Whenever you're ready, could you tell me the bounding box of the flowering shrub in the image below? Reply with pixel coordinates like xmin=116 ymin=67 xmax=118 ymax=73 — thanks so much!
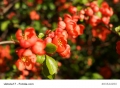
xmin=0 ymin=0 xmax=120 ymax=79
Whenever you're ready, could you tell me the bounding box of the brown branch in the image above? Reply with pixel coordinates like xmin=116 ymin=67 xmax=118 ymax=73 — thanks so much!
xmin=0 ymin=41 xmax=16 ymax=45
xmin=0 ymin=0 xmax=19 ymax=15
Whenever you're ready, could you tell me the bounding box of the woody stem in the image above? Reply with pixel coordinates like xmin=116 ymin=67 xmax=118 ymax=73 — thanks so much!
xmin=0 ymin=41 xmax=16 ymax=45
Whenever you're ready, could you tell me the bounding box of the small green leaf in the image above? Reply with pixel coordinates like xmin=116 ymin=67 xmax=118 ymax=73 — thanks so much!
xmin=80 ymin=76 xmax=89 ymax=79
xmin=92 ymin=73 xmax=103 ymax=79
xmin=46 ymin=55 xmax=58 ymax=75
xmin=36 ymin=55 xmax=45 ymax=64
xmin=45 ymin=43 xmax=57 ymax=54
xmin=98 ymin=0 xmax=103 ymax=6
xmin=1 ymin=21 xmax=10 ymax=31
xmin=42 ymin=4 xmax=47 ymax=10
xmin=14 ymin=2 xmax=20 ymax=9
xmin=49 ymin=3 xmax=55 ymax=10
xmin=36 ymin=4 xmax=42 ymax=10
xmin=96 ymin=11 xmax=102 ymax=18
xmin=32 ymin=21 xmax=41 ymax=31
xmin=115 ymin=26 xmax=120 ymax=32
xmin=38 ymin=33 xmax=44 ymax=39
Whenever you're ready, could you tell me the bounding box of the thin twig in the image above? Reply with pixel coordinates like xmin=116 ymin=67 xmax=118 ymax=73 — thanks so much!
xmin=1 ymin=0 xmax=19 ymax=15
xmin=0 ymin=41 xmax=16 ymax=45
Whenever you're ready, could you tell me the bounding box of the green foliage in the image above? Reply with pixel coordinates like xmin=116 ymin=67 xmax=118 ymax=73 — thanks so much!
xmin=36 ymin=55 xmax=46 ymax=64
xmin=1 ymin=21 xmax=10 ymax=31
xmin=115 ymin=26 xmax=120 ymax=35
xmin=38 ymin=33 xmax=45 ymax=39
xmin=46 ymin=55 xmax=58 ymax=75
xmin=42 ymin=55 xmax=58 ymax=79
xmin=45 ymin=43 xmax=57 ymax=54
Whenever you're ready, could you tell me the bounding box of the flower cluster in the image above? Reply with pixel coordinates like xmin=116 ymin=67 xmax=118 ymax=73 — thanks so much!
xmin=68 ymin=1 xmax=113 ymax=41
xmin=15 ymin=27 xmax=46 ymax=71
xmin=15 ymin=1 xmax=114 ymax=71
xmin=15 ymin=17 xmax=85 ymax=71
xmin=30 ymin=10 xmax=40 ymax=20
xmin=0 ymin=45 xmax=12 ymax=72
xmin=44 ymin=14 xmax=85 ymax=58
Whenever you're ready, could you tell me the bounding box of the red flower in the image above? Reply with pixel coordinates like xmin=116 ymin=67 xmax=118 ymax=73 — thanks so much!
xmin=57 ymin=17 xmax=66 ymax=30
xmin=100 ymin=2 xmax=113 ymax=17
xmin=68 ymin=6 xmax=77 ymax=14
xmin=31 ymin=39 xmax=46 ymax=55
xmin=7 ymin=12 xmax=16 ymax=19
xmin=99 ymin=66 xmax=112 ymax=79
xmin=15 ymin=49 xmax=36 ymax=71
xmin=64 ymin=14 xmax=84 ymax=38
xmin=90 ymin=1 xmax=99 ymax=13
xmin=52 ymin=34 xmax=67 ymax=53
xmin=85 ymin=8 xmax=94 ymax=16
xmin=16 ymin=27 xmax=37 ymax=48
xmin=0 ymin=45 xmax=12 ymax=59
xmin=88 ymin=15 xmax=101 ymax=27
xmin=59 ymin=44 xmax=71 ymax=58
xmin=44 ymin=37 xmax=52 ymax=44
xmin=30 ymin=10 xmax=40 ymax=20
xmin=92 ymin=26 xmax=110 ymax=41
xmin=37 ymin=0 xmax=43 ymax=4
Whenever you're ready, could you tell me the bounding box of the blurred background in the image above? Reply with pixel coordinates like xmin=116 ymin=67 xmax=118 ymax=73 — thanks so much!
xmin=0 ymin=0 xmax=120 ymax=79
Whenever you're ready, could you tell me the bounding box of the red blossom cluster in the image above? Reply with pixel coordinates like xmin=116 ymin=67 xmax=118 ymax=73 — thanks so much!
xmin=0 ymin=45 xmax=12 ymax=72
xmin=15 ymin=1 xmax=114 ymax=72
xmin=15 ymin=13 xmax=85 ymax=70
xmin=44 ymin=13 xmax=85 ymax=58
xmin=113 ymin=0 xmax=120 ymax=3
xmin=15 ymin=27 xmax=46 ymax=71
xmin=30 ymin=10 xmax=40 ymax=20
xmin=68 ymin=1 xmax=113 ymax=41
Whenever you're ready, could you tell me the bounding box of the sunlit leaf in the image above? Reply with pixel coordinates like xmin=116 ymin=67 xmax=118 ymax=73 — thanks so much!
xmin=1 ymin=21 xmax=10 ymax=31
xmin=46 ymin=55 xmax=58 ymax=75
xmin=36 ymin=55 xmax=45 ymax=64
xmin=45 ymin=43 xmax=57 ymax=54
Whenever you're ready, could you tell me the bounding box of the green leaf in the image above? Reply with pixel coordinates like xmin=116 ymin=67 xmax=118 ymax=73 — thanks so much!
xmin=46 ymin=55 xmax=58 ymax=75
xmin=42 ymin=61 xmax=55 ymax=79
xmin=45 ymin=43 xmax=57 ymax=54
xmin=80 ymin=76 xmax=89 ymax=79
xmin=42 ymin=4 xmax=47 ymax=10
xmin=92 ymin=73 xmax=103 ymax=79
xmin=36 ymin=55 xmax=45 ymax=64
xmin=32 ymin=20 xmax=41 ymax=31
xmin=14 ymin=2 xmax=20 ymax=9
xmin=49 ymin=3 xmax=55 ymax=10
xmin=98 ymin=0 xmax=103 ymax=6
xmin=47 ymin=74 xmax=55 ymax=79
xmin=115 ymin=26 xmax=120 ymax=32
xmin=36 ymin=4 xmax=42 ymax=10
xmin=38 ymin=33 xmax=44 ymax=39
xmin=1 ymin=21 xmax=10 ymax=31
xmin=96 ymin=11 xmax=102 ymax=18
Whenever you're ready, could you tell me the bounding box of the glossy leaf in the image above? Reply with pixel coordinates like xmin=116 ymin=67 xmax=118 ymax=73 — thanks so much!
xmin=45 ymin=43 xmax=57 ymax=54
xmin=1 ymin=21 xmax=10 ymax=31
xmin=92 ymin=73 xmax=103 ymax=79
xmin=46 ymin=55 xmax=58 ymax=75
xmin=36 ymin=55 xmax=45 ymax=64
xmin=38 ymin=33 xmax=44 ymax=39
xmin=42 ymin=61 xmax=55 ymax=79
